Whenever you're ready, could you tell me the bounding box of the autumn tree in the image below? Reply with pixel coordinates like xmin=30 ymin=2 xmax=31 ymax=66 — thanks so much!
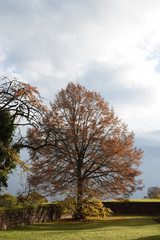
xmin=28 ymin=82 xmax=143 ymax=220
xmin=147 ymin=186 xmax=160 ymax=199
xmin=0 ymin=77 xmax=45 ymax=129
xmin=0 ymin=77 xmax=46 ymax=189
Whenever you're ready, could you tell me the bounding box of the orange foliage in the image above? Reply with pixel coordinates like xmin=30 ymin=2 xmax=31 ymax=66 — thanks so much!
xmin=0 ymin=77 xmax=46 ymax=129
xmin=27 ymin=82 xmax=143 ymax=218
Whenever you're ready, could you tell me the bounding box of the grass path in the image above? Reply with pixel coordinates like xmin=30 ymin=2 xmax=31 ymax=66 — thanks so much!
xmin=0 ymin=216 xmax=160 ymax=240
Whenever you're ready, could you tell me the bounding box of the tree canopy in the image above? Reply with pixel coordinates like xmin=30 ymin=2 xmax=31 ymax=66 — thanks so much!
xmin=0 ymin=77 xmax=46 ymax=189
xmin=146 ymin=186 xmax=160 ymax=199
xmin=0 ymin=111 xmax=18 ymax=190
xmin=27 ymin=82 xmax=143 ymax=220
xmin=0 ymin=77 xmax=45 ymax=129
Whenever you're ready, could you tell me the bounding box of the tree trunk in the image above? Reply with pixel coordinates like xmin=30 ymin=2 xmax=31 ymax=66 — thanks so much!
xmin=74 ymin=179 xmax=85 ymax=220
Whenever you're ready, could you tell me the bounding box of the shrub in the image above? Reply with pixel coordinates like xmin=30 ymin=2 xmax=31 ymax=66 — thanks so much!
xmin=27 ymin=192 xmax=48 ymax=205
xmin=0 ymin=193 xmax=17 ymax=207
xmin=121 ymin=199 xmax=130 ymax=202
xmin=156 ymin=194 xmax=160 ymax=199
xmin=62 ymin=196 xmax=113 ymax=219
xmin=83 ymin=198 xmax=113 ymax=218
xmin=17 ymin=192 xmax=48 ymax=206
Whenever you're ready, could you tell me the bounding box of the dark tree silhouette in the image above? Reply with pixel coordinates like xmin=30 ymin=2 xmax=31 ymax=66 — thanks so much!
xmin=0 ymin=77 xmax=46 ymax=189
xmin=0 ymin=111 xmax=18 ymax=190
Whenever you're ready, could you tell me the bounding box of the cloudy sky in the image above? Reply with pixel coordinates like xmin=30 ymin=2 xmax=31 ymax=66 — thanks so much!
xmin=1 ymin=0 xmax=160 ymax=198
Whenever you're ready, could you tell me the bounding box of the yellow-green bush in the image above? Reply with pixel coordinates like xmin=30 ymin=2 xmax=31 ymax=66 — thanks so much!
xmin=0 ymin=193 xmax=17 ymax=207
xmin=62 ymin=196 xmax=113 ymax=219
xmin=156 ymin=194 xmax=160 ymax=199
xmin=17 ymin=192 xmax=48 ymax=206
xmin=83 ymin=198 xmax=113 ymax=218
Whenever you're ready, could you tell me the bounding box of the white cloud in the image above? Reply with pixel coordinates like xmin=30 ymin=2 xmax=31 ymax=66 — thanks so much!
xmin=1 ymin=0 xmax=160 ymax=198
xmin=1 ymin=0 xmax=160 ymax=132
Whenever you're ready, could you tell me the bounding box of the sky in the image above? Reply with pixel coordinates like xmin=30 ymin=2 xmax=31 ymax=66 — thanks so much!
xmin=1 ymin=0 xmax=160 ymax=199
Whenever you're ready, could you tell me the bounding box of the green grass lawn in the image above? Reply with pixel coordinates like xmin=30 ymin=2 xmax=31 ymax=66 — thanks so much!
xmin=0 ymin=216 xmax=160 ymax=240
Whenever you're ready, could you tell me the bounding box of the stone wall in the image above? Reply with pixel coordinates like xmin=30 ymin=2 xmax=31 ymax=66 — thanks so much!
xmin=103 ymin=201 xmax=160 ymax=215
xmin=0 ymin=204 xmax=57 ymax=230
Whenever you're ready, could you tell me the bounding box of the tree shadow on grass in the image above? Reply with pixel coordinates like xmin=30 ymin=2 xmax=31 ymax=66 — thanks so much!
xmin=135 ymin=235 xmax=160 ymax=240
xmin=8 ymin=216 xmax=160 ymax=232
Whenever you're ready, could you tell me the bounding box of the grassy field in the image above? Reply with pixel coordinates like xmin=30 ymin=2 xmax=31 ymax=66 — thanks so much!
xmin=0 ymin=216 xmax=160 ymax=240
